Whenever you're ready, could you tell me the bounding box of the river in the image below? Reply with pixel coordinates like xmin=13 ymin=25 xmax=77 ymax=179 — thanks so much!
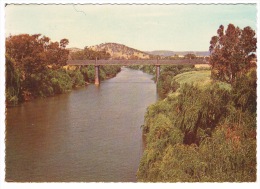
xmin=5 ymin=67 xmax=157 ymax=182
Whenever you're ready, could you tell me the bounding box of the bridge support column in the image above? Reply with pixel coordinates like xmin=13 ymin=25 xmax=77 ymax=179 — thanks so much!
xmin=94 ymin=65 xmax=100 ymax=85
xmin=155 ymin=65 xmax=160 ymax=83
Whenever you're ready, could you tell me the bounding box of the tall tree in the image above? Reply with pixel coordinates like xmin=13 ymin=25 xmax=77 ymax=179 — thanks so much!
xmin=6 ymin=34 xmax=69 ymax=74
xmin=6 ymin=34 xmax=69 ymax=100
xmin=209 ymin=24 xmax=256 ymax=83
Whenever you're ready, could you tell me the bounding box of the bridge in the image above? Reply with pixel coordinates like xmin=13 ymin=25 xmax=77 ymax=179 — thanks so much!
xmin=67 ymin=58 xmax=206 ymax=85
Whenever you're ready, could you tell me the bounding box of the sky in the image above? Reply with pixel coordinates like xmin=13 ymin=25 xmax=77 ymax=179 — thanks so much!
xmin=5 ymin=4 xmax=257 ymax=51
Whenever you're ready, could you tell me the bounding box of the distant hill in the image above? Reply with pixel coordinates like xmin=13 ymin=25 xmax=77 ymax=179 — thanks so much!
xmin=67 ymin=47 xmax=82 ymax=53
xmin=89 ymin=43 xmax=152 ymax=59
xmin=67 ymin=47 xmax=83 ymax=60
xmin=68 ymin=44 xmax=210 ymax=60
xmin=146 ymin=50 xmax=210 ymax=57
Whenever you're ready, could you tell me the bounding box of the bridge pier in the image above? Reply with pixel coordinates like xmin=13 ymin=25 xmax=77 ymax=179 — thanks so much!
xmin=94 ymin=65 xmax=100 ymax=85
xmin=155 ymin=64 xmax=160 ymax=83
xmin=94 ymin=57 xmax=100 ymax=85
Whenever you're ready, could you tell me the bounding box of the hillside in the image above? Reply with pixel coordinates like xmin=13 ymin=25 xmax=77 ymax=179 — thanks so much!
xmin=147 ymin=50 xmax=210 ymax=57
xmin=89 ymin=43 xmax=152 ymax=59
xmin=68 ymin=43 xmax=210 ymax=60
xmin=67 ymin=47 xmax=82 ymax=53
xmin=67 ymin=47 xmax=83 ymax=60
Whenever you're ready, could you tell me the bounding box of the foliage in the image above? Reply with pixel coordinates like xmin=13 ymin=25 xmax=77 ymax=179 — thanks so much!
xmin=6 ymin=34 xmax=70 ymax=102
xmin=174 ymin=84 xmax=230 ymax=144
xmin=127 ymin=65 xmax=155 ymax=75
xmin=209 ymin=24 xmax=257 ymax=83
xmin=231 ymin=68 xmax=256 ymax=113
xmin=67 ymin=69 xmax=85 ymax=88
xmin=6 ymin=55 xmax=21 ymax=105
xmin=6 ymin=34 xmax=69 ymax=73
xmin=138 ymin=122 xmax=256 ymax=182
xmin=138 ymin=24 xmax=257 ymax=181
xmin=100 ymin=65 xmax=121 ymax=79
xmin=157 ymin=65 xmax=203 ymax=98
xmin=5 ymin=34 xmax=121 ymax=105
xmin=137 ymin=65 xmax=256 ymax=182
xmin=157 ymin=73 xmax=180 ymax=99
xmin=23 ymin=69 xmax=85 ymax=98
xmin=184 ymin=53 xmax=197 ymax=59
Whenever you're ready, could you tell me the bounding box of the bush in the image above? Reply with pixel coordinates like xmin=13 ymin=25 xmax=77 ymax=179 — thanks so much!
xmin=231 ymin=68 xmax=256 ymax=113
xmin=157 ymin=74 xmax=180 ymax=98
xmin=50 ymin=70 xmax=73 ymax=94
xmin=101 ymin=65 xmax=121 ymax=79
xmin=6 ymin=55 xmax=21 ymax=105
xmin=137 ymin=71 xmax=256 ymax=182
xmin=27 ymin=69 xmax=73 ymax=97
xmin=67 ymin=69 xmax=85 ymax=87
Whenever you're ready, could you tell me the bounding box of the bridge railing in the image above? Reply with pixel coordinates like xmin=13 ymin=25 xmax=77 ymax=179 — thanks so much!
xmin=67 ymin=59 xmax=207 ymax=66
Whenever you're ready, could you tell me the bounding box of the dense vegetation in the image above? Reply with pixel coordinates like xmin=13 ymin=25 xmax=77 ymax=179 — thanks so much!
xmin=6 ymin=34 xmax=121 ymax=105
xmin=137 ymin=24 xmax=256 ymax=182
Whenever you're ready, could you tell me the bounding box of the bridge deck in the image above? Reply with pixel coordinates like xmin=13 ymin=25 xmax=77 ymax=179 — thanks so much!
xmin=67 ymin=59 xmax=206 ymax=66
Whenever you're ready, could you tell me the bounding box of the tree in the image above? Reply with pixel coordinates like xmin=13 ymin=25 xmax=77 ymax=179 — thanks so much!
xmin=184 ymin=53 xmax=196 ymax=59
xmin=209 ymin=24 xmax=257 ymax=83
xmin=6 ymin=34 xmax=70 ymax=100
xmin=6 ymin=34 xmax=69 ymax=74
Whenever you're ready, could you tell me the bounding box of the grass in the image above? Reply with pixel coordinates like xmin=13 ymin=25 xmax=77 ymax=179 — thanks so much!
xmin=174 ymin=70 xmax=211 ymax=86
xmin=173 ymin=70 xmax=231 ymax=90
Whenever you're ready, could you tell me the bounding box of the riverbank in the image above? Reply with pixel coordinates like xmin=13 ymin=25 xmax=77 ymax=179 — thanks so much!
xmin=6 ymin=64 xmax=121 ymax=106
xmin=6 ymin=34 xmax=123 ymax=106
xmin=137 ymin=67 xmax=256 ymax=182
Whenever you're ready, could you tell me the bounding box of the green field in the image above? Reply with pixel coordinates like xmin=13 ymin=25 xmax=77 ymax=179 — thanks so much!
xmin=173 ymin=70 xmax=230 ymax=90
xmin=174 ymin=70 xmax=211 ymax=86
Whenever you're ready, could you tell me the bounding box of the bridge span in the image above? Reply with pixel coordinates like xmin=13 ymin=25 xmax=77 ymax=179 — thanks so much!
xmin=67 ymin=58 xmax=206 ymax=85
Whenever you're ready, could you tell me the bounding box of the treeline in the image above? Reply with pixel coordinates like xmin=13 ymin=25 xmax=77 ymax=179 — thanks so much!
xmin=127 ymin=65 xmax=156 ymax=75
xmin=6 ymin=34 xmax=120 ymax=105
xmin=162 ymin=53 xmax=209 ymax=61
xmin=137 ymin=24 xmax=256 ymax=182
xmin=69 ymin=46 xmax=111 ymax=60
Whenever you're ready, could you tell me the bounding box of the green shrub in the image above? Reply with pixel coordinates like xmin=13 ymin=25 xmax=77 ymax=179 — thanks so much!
xmin=138 ymin=70 xmax=256 ymax=182
xmin=50 ymin=70 xmax=73 ymax=94
xmin=157 ymin=74 xmax=180 ymax=98
xmin=231 ymin=69 xmax=256 ymax=113
xmin=6 ymin=55 xmax=21 ymax=105
xmin=67 ymin=69 xmax=85 ymax=87
xmin=24 ymin=69 xmax=73 ymax=97
xmin=101 ymin=65 xmax=121 ymax=78
xmin=86 ymin=65 xmax=95 ymax=82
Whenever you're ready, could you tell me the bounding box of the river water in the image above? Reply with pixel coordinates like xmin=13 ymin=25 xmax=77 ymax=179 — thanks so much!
xmin=5 ymin=67 xmax=157 ymax=182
